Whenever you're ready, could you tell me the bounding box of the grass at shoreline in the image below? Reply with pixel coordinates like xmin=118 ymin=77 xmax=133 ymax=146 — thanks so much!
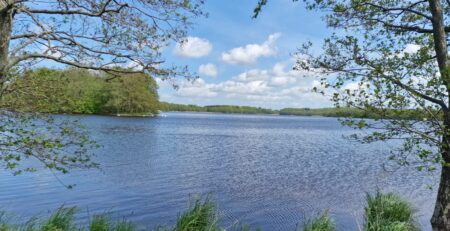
xmin=364 ymin=192 xmax=417 ymax=231
xmin=0 ymin=192 xmax=418 ymax=231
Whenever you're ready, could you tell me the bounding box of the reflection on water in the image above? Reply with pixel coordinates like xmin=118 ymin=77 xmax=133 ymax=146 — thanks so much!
xmin=0 ymin=112 xmax=437 ymax=230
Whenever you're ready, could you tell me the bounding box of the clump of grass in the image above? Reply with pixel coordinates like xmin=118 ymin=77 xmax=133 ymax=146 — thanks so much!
xmin=364 ymin=192 xmax=417 ymax=231
xmin=90 ymin=215 xmax=135 ymax=231
xmin=235 ymin=224 xmax=262 ymax=231
xmin=112 ymin=220 xmax=134 ymax=231
xmin=302 ymin=212 xmax=335 ymax=231
xmin=90 ymin=215 xmax=110 ymax=231
xmin=0 ymin=211 xmax=12 ymax=231
xmin=40 ymin=207 xmax=76 ymax=231
xmin=174 ymin=197 xmax=219 ymax=231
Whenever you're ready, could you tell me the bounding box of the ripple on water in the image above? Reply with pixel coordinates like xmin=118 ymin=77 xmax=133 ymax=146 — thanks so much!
xmin=0 ymin=113 xmax=438 ymax=231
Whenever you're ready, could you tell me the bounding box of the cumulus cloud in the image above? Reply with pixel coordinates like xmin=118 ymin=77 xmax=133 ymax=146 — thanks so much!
xmin=232 ymin=62 xmax=300 ymax=87
xmin=403 ymin=44 xmax=421 ymax=54
xmin=175 ymin=78 xmax=217 ymax=98
xmin=198 ymin=63 xmax=218 ymax=77
xmin=163 ymin=60 xmax=331 ymax=108
xmin=221 ymin=33 xmax=281 ymax=65
xmin=173 ymin=37 xmax=212 ymax=58
xmin=214 ymin=80 xmax=270 ymax=94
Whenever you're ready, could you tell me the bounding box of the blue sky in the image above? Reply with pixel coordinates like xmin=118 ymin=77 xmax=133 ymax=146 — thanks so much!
xmin=158 ymin=0 xmax=334 ymax=109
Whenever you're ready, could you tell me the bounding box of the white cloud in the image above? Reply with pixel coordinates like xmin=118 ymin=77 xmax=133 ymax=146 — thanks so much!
xmin=163 ymin=59 xmax=331 ymax=108
xmin=198 ymin=63 xmax=218 ymax=77
xmin=231 ymin=62 xmax=300 ymax=87
xmin=175 ymin=79 xmax=218 ymax=98
xmin=173 ymin=37 xmax=212 ymax=58
xmin=221 ymin=33 xmax=281 ymax=65
xmin=343 ymin=82 xmax=361 ymax=91
xmin=214 ymin=80 xmax=270 ymax=94
xmin=232 ymin=69 xmax=269 ymax=82
xmin=403 ymin=44 xmax=421 ymax=54
xmin=391 ymin=44 xmax=422 ymax=59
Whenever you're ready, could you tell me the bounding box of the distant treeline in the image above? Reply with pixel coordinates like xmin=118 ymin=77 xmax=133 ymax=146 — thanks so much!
xmin=159 ymin=102 xmax=278 ymax=114
xmin=279 ymin=107 xmax=426 ymax=120
xmin=160 ymin=102 xmax=428 ymax=120
xmin=1 ymin=68 xmax=159 ymax=116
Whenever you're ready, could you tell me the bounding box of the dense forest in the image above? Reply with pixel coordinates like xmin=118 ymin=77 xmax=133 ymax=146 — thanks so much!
xmin=0 ymin=68 xmax=159 ymax=116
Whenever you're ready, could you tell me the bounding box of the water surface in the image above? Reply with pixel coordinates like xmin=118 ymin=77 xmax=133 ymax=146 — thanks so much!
xmin=0 ymin=112 xmax=437 ymax=230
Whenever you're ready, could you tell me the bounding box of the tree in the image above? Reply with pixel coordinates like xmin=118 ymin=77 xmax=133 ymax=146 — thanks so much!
xmin=0 ymin=1 xmax=203 ymax=177
xmin=255 ymin=0 xmax=450 ymax=229
xmin=0 ymin=0 xmax=204 ymax=81
xmin=102 ymin=72 xmax=160 ymax=114
xmin=1 ymin=67 xmax=160 ymax=114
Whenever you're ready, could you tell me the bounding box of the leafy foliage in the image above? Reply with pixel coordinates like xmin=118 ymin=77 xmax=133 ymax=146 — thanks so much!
xmin=102 ymin=73 xmax=159 ymax=115
xmin=0 ymin=0 xmax=205 ymax=80
xmin=0 ymin=111 xmax=97 ymax=176
xmin=1 ymin=68 xmax=160 ymax=115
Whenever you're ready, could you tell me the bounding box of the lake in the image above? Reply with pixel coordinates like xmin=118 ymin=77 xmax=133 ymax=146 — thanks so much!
xmin=0 ymin=112 xmax=437 ymax=230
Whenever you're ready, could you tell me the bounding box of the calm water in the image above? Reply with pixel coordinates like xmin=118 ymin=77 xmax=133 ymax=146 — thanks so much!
xmin=0 ymin=112 xmax=437 ymax=230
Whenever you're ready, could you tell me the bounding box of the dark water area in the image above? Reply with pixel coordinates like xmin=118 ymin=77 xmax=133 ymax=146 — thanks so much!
xmin=0 ymin=112 xmax=437 ymax=230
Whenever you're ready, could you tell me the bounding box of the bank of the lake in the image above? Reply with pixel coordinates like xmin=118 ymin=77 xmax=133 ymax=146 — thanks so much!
xmin=0 ymin=191 xmax=418 ymax=231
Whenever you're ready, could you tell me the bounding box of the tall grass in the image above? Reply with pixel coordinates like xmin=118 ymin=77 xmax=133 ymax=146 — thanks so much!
xmin=89 ymin=215 xmax=135 ymax=231
xmin=0 ymin=192 xmax=422 ymax=231
xmin=40 ymin=207 xmax=76 ymax=231
xmin=90 ymin=215 xmax=110 ymax=231
xmin=173 ymin=198 xmax=219 ymax=231
xmin=302 ymin=212 xmax=335 ymax=231
xmin=364 ymin=192 xmax=417 ymax=231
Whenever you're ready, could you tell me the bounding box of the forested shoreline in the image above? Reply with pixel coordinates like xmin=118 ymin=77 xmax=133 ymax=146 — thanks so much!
xmin=159 ymin=102 xmax=427 ymax=120
xmin=0 ymin=68 xmax=160 ymax=116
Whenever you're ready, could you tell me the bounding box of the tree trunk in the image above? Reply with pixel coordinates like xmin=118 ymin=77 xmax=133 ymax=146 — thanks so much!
xmin=432 ymin=112 xmax=450 ymax=230
xmin=432 ymin=165 xmax=450 ymax=230
xmin=0 ymin=4 xmax=12 ymax=80
xmin=429 ymin=1 xmax=450 ymax=228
